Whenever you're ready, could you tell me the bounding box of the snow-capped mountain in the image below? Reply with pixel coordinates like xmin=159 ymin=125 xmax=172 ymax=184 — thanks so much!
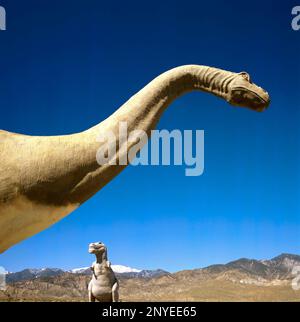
xmin=69 ymin=265 xmax=168 ymax=278
xmin=111 ymin=265 xmax=142 ymax=274
xmin=69 ymin=267 xmax=89 ymax=274
xmin=70 ymin=264 xmax=141 ymax=275
xmin=6 ymin=268 xmax=64 ymax=283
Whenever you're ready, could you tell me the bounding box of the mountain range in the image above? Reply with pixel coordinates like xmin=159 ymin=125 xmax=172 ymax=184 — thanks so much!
xmin=201 ymin=253 xmax=300 ymax=280
xmin=5 ymin=265 xmax=169 ymax=284
xmin=1 ymin=253 xmax=300 ymax=301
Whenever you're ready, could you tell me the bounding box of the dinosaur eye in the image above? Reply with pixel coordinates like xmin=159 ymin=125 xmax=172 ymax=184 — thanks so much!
xmin=239 ymin=72 xmax=251 ymax=83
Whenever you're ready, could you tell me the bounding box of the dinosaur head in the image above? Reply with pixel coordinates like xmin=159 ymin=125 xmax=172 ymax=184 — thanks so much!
xmin=227 ymin=72 xmax=270 ymax=112
xmin=88 ymin=241 xmax=107 ymax=255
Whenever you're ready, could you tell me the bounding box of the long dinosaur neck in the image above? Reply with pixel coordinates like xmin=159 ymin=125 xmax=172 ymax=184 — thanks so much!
xmin=89 ymin=65 xmax=236 ymax=135
xmin=67 ymin=65 xmax=236 ymax=204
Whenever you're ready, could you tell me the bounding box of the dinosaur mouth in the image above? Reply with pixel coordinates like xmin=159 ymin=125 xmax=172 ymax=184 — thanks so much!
xmin=89 ymin=247 xmax=102 ymax=253
xmin=89 ymin=243 xmax=105 ymax=253
xmin=247 ymin=89 xmax=270 ymax=105
xmin=230 ymin=87 xmax=270 ymax=111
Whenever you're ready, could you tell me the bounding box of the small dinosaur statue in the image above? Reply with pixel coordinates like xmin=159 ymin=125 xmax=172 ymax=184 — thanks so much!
xmin=88 ymin=241 xmax=119 ymax=302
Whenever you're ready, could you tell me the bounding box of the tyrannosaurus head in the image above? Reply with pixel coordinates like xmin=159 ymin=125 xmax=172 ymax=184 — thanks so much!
xmin=228 ymin=72 xmax=270 ymax=112
xmin=88 ymin=241 xmax=107 ymax=255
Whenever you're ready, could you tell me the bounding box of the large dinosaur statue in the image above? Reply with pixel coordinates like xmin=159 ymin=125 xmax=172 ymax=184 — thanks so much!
xmin=0 ymin=65 xmax=270 ymax=253
xmin=88 ymin=242 xmax=119 ymax=302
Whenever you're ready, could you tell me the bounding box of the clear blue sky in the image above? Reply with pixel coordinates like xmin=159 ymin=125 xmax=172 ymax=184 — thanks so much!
xmin=0 ymin=0 xmax=299 ymax=272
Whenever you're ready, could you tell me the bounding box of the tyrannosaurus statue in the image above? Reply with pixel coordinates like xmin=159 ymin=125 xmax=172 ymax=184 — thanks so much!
xmin=0 ymin=65 xmax=270 ymax=252
xmin=88 ymin=242 xmax=119 ymax=302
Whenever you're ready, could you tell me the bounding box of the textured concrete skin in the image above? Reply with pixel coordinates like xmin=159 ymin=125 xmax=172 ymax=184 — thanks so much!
xmin=88 ymin=242 xmax=119 ymax=302
xmin=0 ymin=65 xmax=270 ymax=252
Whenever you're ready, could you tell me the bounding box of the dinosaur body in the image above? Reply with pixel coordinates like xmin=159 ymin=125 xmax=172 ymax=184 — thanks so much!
xmin=0 ymin=65 xmax=270 ymax=253
xmin=88 ymin=242 xmax=119 ymax=302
